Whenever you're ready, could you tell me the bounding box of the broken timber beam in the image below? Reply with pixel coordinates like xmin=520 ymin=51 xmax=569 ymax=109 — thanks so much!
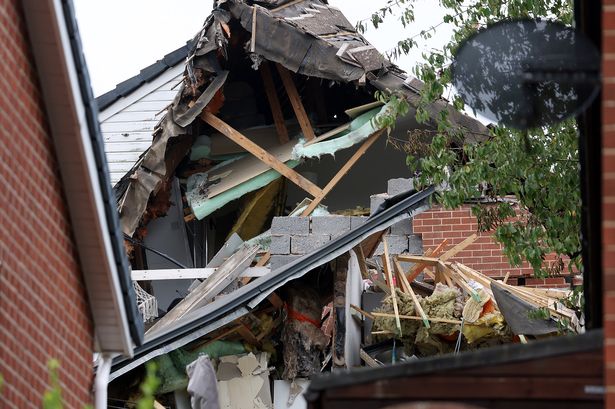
xmin=440 ymin=233 xmax=478 ymax=261
xmin=202 ymin=112 xmax=322 ymax=197
xmin=260 ymin=62 xmax=289 ymax=144
xmin=301 ymin=129 xmax=384 ymax=216
xmin=131 ymin=267 xmax=269 ymax=281
xmin=396 ymin=255 xmax=440 ymax=265
xmin=382 ymin=236 xmax=402 ymax=336
xmin=394 ymin=258 xmax=430 ymax=328
xmin=405 ymin=239 xmax=448 ymax=282
xmin=276 ymin=64 xmax=316 ymax=141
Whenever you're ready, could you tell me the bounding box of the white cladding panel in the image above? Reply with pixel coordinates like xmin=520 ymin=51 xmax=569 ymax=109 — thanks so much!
xmin=100 ymin=64 xmax=184 ymax=184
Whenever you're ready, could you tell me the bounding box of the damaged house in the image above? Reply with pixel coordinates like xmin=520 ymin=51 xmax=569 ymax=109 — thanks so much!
xmin=95 ymin=0 xmax=589 ymax=408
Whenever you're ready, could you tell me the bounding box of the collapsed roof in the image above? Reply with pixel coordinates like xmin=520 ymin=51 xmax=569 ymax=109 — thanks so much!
xmin=110 ymin=187 xmax=434 ymax=380
xmin=113 ymin=0 xmax=487 ymax=238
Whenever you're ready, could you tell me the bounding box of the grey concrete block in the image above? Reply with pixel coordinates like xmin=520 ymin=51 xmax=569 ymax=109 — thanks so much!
xmin=387 ymin=178 xmax=414 ymax=197
xmin=291 ymin=234 xmax=331 ymax=254
xmin=350 ymin=216 xmax=368 ymax=230
xmin=270 ymin=235 xmax=290 ymax=255
xmin=408 ymin=234 xmax=423 ymax=255
xmin=373 ymin=234 xmax=409 ymax=256
xmin=270 ymin=255 xmax=301 ymax=271
xmin=311 ymin=216 xmax=350 ymax=237
xmin=390 ymin=219 xmax=413 ymax=235
xmin=271 ymin=216 xmax=309 ymax=236
xmin=370 ymin=193 xmax=389 ymax=215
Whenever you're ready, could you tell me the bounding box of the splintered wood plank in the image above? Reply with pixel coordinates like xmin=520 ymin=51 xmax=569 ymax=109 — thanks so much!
xmin=439 ymin=261 xmax=480 ymax=302
xmin=440 ymin=233 xmax=478 ymax=261
xmin=237 ymin=324 xmax=262 ymax=347
xmin=350 ymin=304 xmax=375 ymax=320
xmin=260 ymin=62 xmax=289 ymax=144
xmin=202 ymin=112 xmax=322 ymax=197
xmin=301 ymin=129 xmax=384 ymax=216
xmin=371 ymin=312 xmax=462 ymax=325
xmin=256 ymin=251 xmax=271 ymax=267
xmin=276 ymin=64 xmax=316 ymax=141
xmin=146 ymin=245 xmax=259 ymax=337
xmin=382 ymin=236 xmax=402 ymax=336
xmin=355 ymin=245 xmax=370 ymax=279
xmin=396 ymin=255 xmax=440 ymax=264
xmin=267 ymin=292 xmax=283 ymax=309
xmin=405 ymin=239 xmax=448 ymax=282
xmin=304 ymin=123 xmax=350 ymax=146
xmin=394 ymin=259 xmax=430 ymax=328
xmin=503 ymin=271 xmax=510 ymax=284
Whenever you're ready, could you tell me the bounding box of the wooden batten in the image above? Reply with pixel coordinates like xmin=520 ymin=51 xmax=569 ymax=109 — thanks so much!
xmin=260 ymin=62 xmax=289 ymax=144
xmin=202 ymin=111 xmax=322 ymax=197
xmin=276 ymin=64 xmax=316 ymax=141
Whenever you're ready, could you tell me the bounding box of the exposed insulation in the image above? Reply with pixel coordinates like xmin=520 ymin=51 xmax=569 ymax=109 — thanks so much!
xmin=291 ymin=105 xmax=386 ymax=159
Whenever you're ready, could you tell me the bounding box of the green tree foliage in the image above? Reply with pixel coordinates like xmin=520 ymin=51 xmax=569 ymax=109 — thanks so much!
xmin=39 ymin=359 xmax=159 ymax=409
xmin=363 ymin=0 xmax=580 ymax=277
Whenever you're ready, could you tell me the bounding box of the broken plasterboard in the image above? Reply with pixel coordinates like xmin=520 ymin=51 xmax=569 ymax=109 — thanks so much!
xmin=186 ymin=140 xmax=300 ymax=220
xmin=217 ymin=352 xmax=273 ymax=409
xmin=273 ymin=379 xmax=309 ymax=409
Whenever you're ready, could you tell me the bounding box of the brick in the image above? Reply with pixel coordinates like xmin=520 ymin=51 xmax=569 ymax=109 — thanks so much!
xmin=370 ymin=193 xmax=389 ymax=215
xmin=310 ymin=216 xmax=351 ymax=237
xmin=387 ymin=177 xmax=414 ymax=196
xmin=350 ymin=216 xmax=368 ymax=230
xmin=0 ymin=2 xmax=94 ymax=406
xmin=270 ymin=216 xmax=309 ymax=236
xmin=291 ymin=234 xmax=331 ymax=254
xmin=270 ymin=255 xmax=302 ymax=271
xmin=269 ymin=234 xmax=290 ymax=255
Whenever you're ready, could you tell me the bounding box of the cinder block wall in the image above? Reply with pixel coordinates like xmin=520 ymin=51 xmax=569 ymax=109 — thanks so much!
xmin=0 ymin=2 xmax=94 ymax=407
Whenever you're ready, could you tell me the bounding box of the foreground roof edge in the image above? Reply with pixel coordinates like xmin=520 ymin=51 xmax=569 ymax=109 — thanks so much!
xmin=306 ymin=329 xmax=602 ymax=396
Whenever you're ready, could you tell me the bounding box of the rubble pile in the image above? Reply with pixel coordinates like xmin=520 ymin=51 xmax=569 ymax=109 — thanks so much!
xmin=113 ymin=224 xmax=580 ymax=408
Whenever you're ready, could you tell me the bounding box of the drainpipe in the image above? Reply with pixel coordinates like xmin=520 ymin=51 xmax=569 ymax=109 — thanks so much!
xmin=94 ymin=354 xmax=113 ymax=409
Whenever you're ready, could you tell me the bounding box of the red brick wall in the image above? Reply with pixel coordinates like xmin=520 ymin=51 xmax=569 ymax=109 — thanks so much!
xmin=413 ymin=205 xmax=569 ymax=288
xmin=605 ymin=1 xmax=615 ymax=406
xmin=0 ymin=1 xmax=94 ymax=408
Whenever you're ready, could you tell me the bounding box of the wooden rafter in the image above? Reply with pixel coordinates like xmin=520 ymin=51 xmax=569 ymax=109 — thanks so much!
xmin=260 ymin=62 xmax=289 ymax=144
xmin=301 ymin=129 xmax=384 ymax=216
xmin=276 ymin=64 xmax=316 ymax=141
xmin=382 ymin=236 xmax=402 ymax=335
xmin=202 ymin=111 xmax=322 ymax=197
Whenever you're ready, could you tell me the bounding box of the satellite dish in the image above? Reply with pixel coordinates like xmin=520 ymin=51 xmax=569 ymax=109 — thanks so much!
xmin=451 ymin=19 xmax=600 ymax=129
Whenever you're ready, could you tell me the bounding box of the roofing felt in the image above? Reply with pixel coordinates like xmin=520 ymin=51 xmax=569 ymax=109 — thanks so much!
xmin=109 ymin=186 xmax=435 ymax=380
xmin=62 ymin=0 xmax=144 ymax=345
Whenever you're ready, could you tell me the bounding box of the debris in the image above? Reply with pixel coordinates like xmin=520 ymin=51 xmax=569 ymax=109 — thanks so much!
xmin=282 ymin=286 xmax=328 ymax=379
xmin=216 ymin=352 xmax=273 ymax=409
xmin=146 ymin=244 xmax=259 ymax=337
xmin=187 ymin=355 xmax=220 ymax=409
